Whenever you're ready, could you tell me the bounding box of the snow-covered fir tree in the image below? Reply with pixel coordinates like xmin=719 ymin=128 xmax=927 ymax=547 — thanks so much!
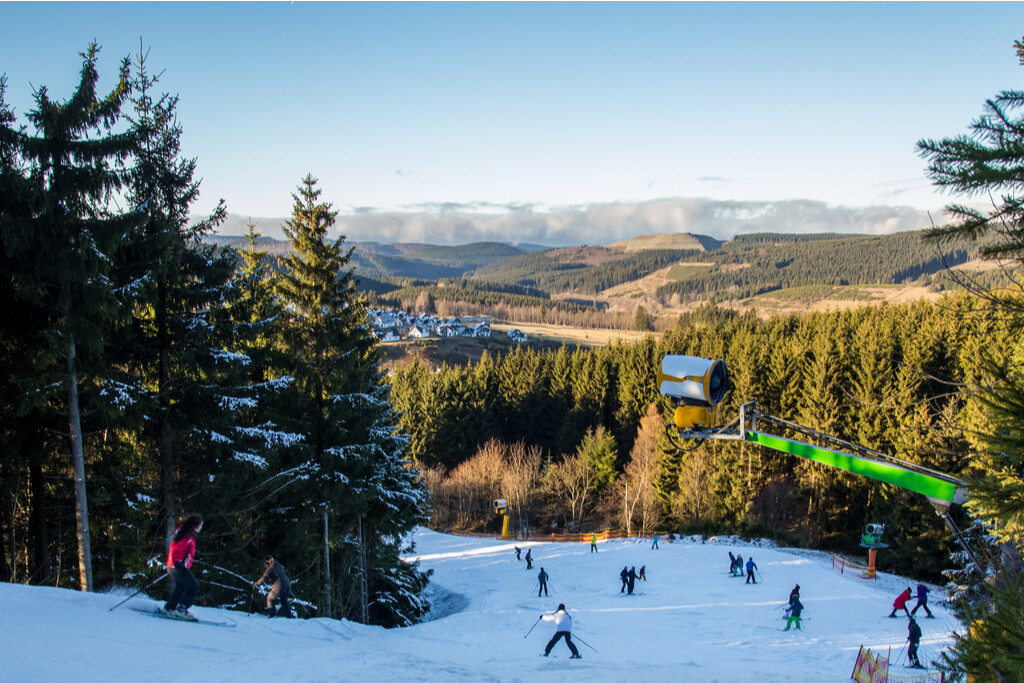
xmin=272 ymin=175 xmax=429 ymax=626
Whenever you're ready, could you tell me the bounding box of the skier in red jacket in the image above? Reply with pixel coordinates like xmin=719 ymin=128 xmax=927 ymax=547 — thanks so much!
xmin=888 ymin=586 xmax=913 ymax=618
xmin=162 ymin=513 xmax=203 ymax=620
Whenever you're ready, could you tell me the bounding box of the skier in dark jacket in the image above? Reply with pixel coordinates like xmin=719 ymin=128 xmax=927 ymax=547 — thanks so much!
xmin=162 ymin=513 xmax=203 ymax=620
xmin=541 ymin=603 xmax=581 ymax=659
xmin=907 ymin=617 xmax=923 ymax=667
xmin=734 ymin=554 xmax=744 ymax=577
xmin=514 ymin=546 xmax=522 ymax=561
xmin=728 ymin=551 xmax=737 ymax=574
xmin=639 ymin=565 xmax=647 ymax=581
xmin=745 ymin=557 xmax=758 ymax=584
xmin=537 ymin=567 xmax=549 ymax=597
xmin=620 ymin=566 xmax=629 ymax=593
xmin=789 ymin=584 xmax=800 ymax=605
xmin=889 ymin=587 xmax=913 ymax=618
xmin=784 ymin=597 xmax=804 ymax=630
xmin=910 ymin=583 xmax=933 ymax=618
xmin=254 ymin=556 xmax=293 ymax=618
xmin=627 ymin=566 xmax=637 ymax=594
xmin=525 ymin=548 xmax=533 ymax=569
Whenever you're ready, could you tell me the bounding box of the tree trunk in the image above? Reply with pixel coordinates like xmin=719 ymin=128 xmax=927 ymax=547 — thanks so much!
xmin=358 ymin=515 xmax=369 ymax=624
xmin=322 ymin=510 xmax=332 ymax=618
xmin=157 ymin=283 xmax=177 ymax=546
xmin=29 ymin=462 xmax=50 ymax=584
xmin=65 ymin=335 xmax=93 ymax=591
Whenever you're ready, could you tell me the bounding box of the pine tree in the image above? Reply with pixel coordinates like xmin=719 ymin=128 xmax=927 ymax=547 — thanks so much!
xmin=274 ymin=175 xmax=428 ymax=625
xmin=917 ymin=35 xmax=1024 ymax=678
xmin=16 ymin=44 xmax=135 ymax=591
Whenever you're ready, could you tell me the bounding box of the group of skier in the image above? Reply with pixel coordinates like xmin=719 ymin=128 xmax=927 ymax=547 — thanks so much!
xmin=889 ymin=584 xmax=932 ymax=669
xmin=159 ymin=512 xmax=294 ymax=622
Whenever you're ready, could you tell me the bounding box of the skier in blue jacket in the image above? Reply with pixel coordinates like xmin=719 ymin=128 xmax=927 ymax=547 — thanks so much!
xmin=537 ymin=568 xmax=549 ymax=597
xmin=910 ymin=583 xmax=934 ymax=618
xmin=745 ymin=557 xmax=758 ymax=584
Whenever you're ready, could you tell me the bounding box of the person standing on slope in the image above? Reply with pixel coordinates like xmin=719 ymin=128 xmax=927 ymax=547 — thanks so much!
xmin=651 ymin=531 xmax=659 ymax=549
xmin=639 ymin=565 xmax=647 ymax=581
xmin=514 ymin=546 xmax=522 ymax=561
xmin=784 ymin=596 xmax=804 ymax=630
xmin=907 ymin=617 xmax=923 ymax=668
xmin=745 ymin=556 xmax=758 ymax=584
xmin=627 ymin=566 xmax=637 ymax=594
xmin=162 ymin=513 xmax=203 ymax=620
xmin=590 ymin=533 xmax=598 ymax=553
xmin=889 ymin=587 xmax=913 ymax=618
xmin=734 ymin=554 xmax=745 ymax=577
xmin=789 ymin=584 xmax=800 ymax=606
xmin=254 ymin=555 xmax=294 ymax=618
xmin=541 ymin=603 xmax=581 ymax=659
xmin=525 ymin=548 xmax=533 ymax=570
xmin=620 ymin=566 xmax=629 ymax=593
xmin=537 ymin=567 xmax=549 ymax=597
xmin=910 ymin=583 xmax=934 ymax=618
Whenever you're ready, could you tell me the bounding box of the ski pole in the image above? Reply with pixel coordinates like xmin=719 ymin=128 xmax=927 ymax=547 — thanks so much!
xmin=109 ymin=572 xmax=169 ymax=612
xmin=572 ymin=634 xmax=599 ymax=653
xmin=524 ymin=615 xmax=542 ymax=638
xmin=248 ymin=584 xmax=257 ymax=615
xmin=895 ymin=641 xmax=908 ymax=666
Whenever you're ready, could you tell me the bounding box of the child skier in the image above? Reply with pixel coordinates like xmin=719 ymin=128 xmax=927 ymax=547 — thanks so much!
xmin=745 ymin=557 xmax=758 ymax=584
xmin=639 ymin=565 xmax=647 ymax=581
xmin=910 ymin=583 xmax=934 ymax=618
xmin=541 ymin=603 xmax=581 ymax=659
xmin=789 ymin=584 xmax=800 ymax=605
xmin=784 ymin=596 xmax=804 ymax=630
xmin=161 ymin=513 xmax=203 ymax=620
xmin=889 ymin=587 xmax=913 ymax=618
xmin=907 ymin=617 xmax=923 ymax=668
xmin=734 ymin=554 xmax=744 ymax=577
xmin=253 ymin=556 xmax=293 ymax=618
xmin=515 ymin=546 xmax=522 ymax=561
xmin=537 ymin=567 xmax=549 ymax=597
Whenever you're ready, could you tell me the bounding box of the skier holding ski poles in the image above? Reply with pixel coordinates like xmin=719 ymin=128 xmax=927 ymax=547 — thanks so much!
xmin=253 ymin=556 xmax=294 ymax=618
xmin=541 ymin=603 xmax=581 ymax=659
xmin=161 ymin=513 xmax=203 ymax=620
xmin=907 ymin=617 xmax=923 ymax=668
xmin=537 ymin=567 xmax=549 ymax=597
xmin=745 ymin=557 xmax=758 ymax=584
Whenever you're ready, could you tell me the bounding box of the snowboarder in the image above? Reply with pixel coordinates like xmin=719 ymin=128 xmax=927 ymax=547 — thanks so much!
xmin=907 ymin=617 xmax=923 ymax=668
xmin=538 ymin=567 xmax=549 ymax=597
xmin=651 ymin=531 xmax=659 ymax=549
xmin=590 ymin=534 xmax=598 ymax=553
xmin=627 ymin=566 xmax=637 ymax=594
xmin=789 ymin=584 xmax=800 ymax=605
xmin=639 ymin=565 xmax=647 ymax=581
xmin=541 ymin=603 xmax=581 ymax=659
xmin=161 ymin=513 xmax=203 ymax=620
xmin=620 ymin=566 xmax=629 ymax=593
xmin=784 ymin=596 xmax=804 ymax=630
xmin=745 ymin=557 xmax=758 ymax=584
xmin=514 ymin=546 xmax=522 ymax=561
xmin=889 ymin=587 xmax=913 ymax=618
xmin=526 ymin=548 xmax=533 ymax=570
xmin=910 ymin=583 xmax=934 ymax=618
xmin=253 ymin=556 xmax=293 ymax=618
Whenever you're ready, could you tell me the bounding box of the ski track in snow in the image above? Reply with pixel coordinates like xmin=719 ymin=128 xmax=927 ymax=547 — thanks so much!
xmin=2 ymin=528 xmax=955 ymax=682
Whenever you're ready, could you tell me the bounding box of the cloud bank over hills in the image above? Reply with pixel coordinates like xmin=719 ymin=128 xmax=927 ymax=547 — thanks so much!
xmin=216 ymin=197 xmax=942 ymax=247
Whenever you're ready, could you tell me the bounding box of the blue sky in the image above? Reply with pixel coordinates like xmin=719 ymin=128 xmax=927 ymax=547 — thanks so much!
xmin=3 ymin=2 xmax=1024 ymax=243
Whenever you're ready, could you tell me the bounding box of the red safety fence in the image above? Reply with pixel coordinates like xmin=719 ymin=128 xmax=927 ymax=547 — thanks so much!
xmin=446 ymin=528 xmax=668 ymax=543
xmin=832 ymin=555 xmax=877 ymax=581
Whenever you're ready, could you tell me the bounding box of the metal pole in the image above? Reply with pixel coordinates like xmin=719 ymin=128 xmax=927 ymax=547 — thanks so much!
xmin=572 ymin=633 xmax=599 ymax=653
xmin=108 ymin=572 xmax=168 ymax=611
xmin=524 ymin=615 xmax=542 ymax=638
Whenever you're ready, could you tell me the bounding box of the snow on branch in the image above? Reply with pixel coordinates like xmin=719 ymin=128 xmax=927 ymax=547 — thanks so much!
xmin=234 ymin=423 xmax=305 ymax=448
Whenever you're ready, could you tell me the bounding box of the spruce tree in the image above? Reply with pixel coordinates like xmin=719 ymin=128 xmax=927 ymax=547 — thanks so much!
xmin=274 ymin=175 xmax=428 ymax=625
xmin=917 ymin=36 xmax=1024 ymax=679
xmin=16 ymin=44 xmax=135 ymax=591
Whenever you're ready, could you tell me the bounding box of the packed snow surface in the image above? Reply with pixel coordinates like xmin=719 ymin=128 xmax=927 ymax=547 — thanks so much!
xmin=1 ymin=528 xmax=955 ymax=682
